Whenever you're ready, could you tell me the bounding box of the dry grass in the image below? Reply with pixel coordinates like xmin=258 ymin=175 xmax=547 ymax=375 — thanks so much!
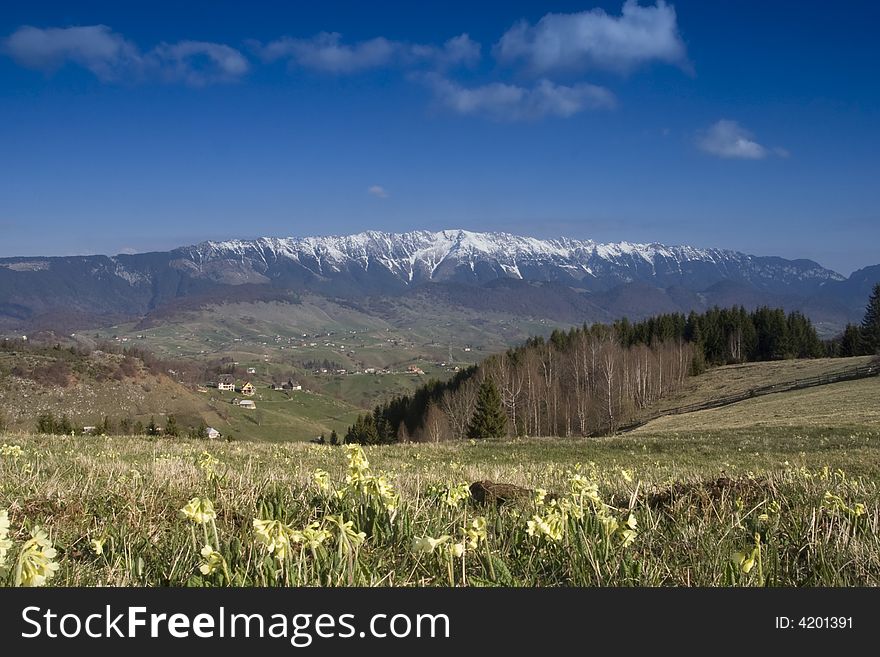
xmin=636 ymin=376 xmax=880 ymax=433
xmin=650 ymin=356 xmax=874 ymax=415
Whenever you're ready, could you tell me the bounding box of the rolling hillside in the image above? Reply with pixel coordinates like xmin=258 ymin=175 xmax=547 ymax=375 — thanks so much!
xmin=0 ymin=342 xmax=362 ymax=441
xmin=633 ymin=356 xmax=879 ymax=432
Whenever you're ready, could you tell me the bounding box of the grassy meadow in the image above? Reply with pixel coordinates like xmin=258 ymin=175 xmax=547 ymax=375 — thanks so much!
xmin=2 ymin=422 xmax=879 ymax=587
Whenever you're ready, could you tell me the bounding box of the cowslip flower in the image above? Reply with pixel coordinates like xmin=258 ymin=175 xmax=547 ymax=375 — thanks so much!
xmin=199 ymin=544 xmax=224 ymax=575
xmin=446 ymin=541 xmax=466 ymax=559
xmin=253 ymin=519 xmax=296 ymax=562
xmin=298 ymin=523 xmax=332 ymax=551
xmin=533 ymin=488 xmax=548 ymax=507
xmin=466 ymin=517 xmax=487 ymax=549
xmin=733 ymin=550 xmax=757 ymax=574
xmin=196 ymin=452 xmax=220 ymax=481
xmin=441 ymin=483 xmax=471 ymax=508
xmin=411 ymin=535 xmax=450 ymax=555
xmin=325 ymin=515 xmax=366 ymax=553
xmin=0 ymin=444 xmax=24 ymax=458
xmin=14 ymin=527 xmax=60 ymax=587
xmin=313 ymin=469 xmax=331 ymax=492
xmin=0 ymin=510 xmax=11 ymax=569
xmin=526 ymin=508 xmax=564 ymax=542
xmin=619 ymin=514 xmax=638 ymax=547
xmin=180 ymin=497 xmax=217 ymax=524
xmin=345 ymin=444 xmax=370 ymax=474
xmin=90 ymin=538 xmax=106 ymax=556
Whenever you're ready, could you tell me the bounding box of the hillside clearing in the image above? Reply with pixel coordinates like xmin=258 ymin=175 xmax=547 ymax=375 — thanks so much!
xmin=635 ymin=376 xmax=880 ymax=433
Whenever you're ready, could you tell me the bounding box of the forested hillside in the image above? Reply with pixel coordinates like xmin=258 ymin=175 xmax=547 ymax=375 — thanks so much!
xmin=346 ymin=305 xmax=833 ymax=443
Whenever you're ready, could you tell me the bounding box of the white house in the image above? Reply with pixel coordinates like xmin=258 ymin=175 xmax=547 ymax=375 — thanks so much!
xmin=239 ymin=399 xmax=256 ymax=410
xmin=206 ymin=427 xmax=221 ymax=440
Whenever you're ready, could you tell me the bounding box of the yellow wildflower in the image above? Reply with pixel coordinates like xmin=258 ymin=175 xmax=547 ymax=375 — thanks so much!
xmin=14 ymin=527 xmax=60 ymax=587
xmin=199 ymin=544 xmax=224 ymax=575
xmin=466 ymin=517 xmax=487 ymax=549
xmin=441 ymin=483 xmax=471 ymax=507
xmin=733 ymin=550 xmax=756 ymax=574
xmin=253 ymin=519 xmax=296 ymax=562
xmin=313 ymin=469 xmax=331 ymax=492
xmin=325 ymin=514 xmax=366 ymax=553
xmin=411 ymin=535 xmax=450 ymax=555
xmin=447 ymin=541 xmax=466 ymax=559
xmin=0 ymin=510 xmax=12 ymax=569
xmin=180 ymin=497 xmax=217 ymax=524
xmin=90 ymin=538 xmax=106 ymax=556
xmin=0 ymin=444 xmax=24 ymax=458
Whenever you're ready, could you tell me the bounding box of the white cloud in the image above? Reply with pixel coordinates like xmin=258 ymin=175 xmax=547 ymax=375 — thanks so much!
xmin=494 ymin=0 xmax=689 ymax=75
xmin=253 ymin=32 xmax=480 ymax=74
xmin=2 ymin=25 xmax=249 ymax=86
xmin=423 ymin=74 xmax=615 ymax=121
xmin=409 ymin=34 xmax=481 ymax=69
xmin=368 ymin=185 xmax=389 ymax=198
xmin=2 ymin=25 xmax=139 ymax=81
xmin=148 ymin=41 xmax=250 ymax=86
xmin=697 ymin=119 xmax=771 ymax=160
xmin=258 ymin=33 xmax=395 ymax=73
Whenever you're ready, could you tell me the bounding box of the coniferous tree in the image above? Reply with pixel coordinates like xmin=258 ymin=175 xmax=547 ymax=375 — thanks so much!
xmin=164 ymin=414 xmax=179 ymax=437
xmin=329 ymin=429 xmax=339 ymax=446
xmin=345 ymin=414 xmax=379 ymax=445
xmin=146 ymin=416 xmax=159 ymax=436
xmin=467 ymin=379 xmax=507 ymax=439
xmin=861 ymin=283 xmax=880 ymax=354
xmin=839 ymin=324 xmax=863 ymax=357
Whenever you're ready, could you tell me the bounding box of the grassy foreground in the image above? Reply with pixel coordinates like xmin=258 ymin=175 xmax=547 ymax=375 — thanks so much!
xmin=1 ymin=428 xmax=879 ymax=587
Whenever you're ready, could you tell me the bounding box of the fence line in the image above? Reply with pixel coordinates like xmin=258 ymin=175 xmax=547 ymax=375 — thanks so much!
xmin=613 ymin=361 xmax=880 ymax=434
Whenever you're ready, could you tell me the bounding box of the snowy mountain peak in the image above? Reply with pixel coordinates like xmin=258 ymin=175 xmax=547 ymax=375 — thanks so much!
xmin=182 ymin=229 xmax=843 ymax=290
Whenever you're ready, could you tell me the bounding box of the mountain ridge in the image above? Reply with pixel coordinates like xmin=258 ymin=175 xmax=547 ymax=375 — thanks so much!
xmin=0 ymin=229 xmax=874 ymax=335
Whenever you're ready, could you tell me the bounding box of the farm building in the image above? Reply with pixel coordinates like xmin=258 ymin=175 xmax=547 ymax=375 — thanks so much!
xmin=239 ymin=400 xmax=256 ymax=410
xmin=206 ymin=427 xmax=221 ymax=440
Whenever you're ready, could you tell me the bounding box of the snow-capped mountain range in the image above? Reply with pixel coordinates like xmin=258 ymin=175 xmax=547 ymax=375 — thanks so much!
xmin=0 ymin=229 xmax=874 ymax=333
xmin=174 ymin=229 xmax=843 ymax=293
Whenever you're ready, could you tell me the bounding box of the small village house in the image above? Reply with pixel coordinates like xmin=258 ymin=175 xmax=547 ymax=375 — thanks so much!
xmin=217 ymin=375 xmax=235 ymax=392
xmin=239 ymin=399 xmax=256 ymax=410
xmin=206 ymin=427 xmax=221 ymax=440
xmin=240 ymin=381 xmax=256 ymax=396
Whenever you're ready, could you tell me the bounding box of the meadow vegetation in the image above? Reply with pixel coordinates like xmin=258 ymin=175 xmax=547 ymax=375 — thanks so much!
xmin=1 ymin=426 xmax=878 ymax=587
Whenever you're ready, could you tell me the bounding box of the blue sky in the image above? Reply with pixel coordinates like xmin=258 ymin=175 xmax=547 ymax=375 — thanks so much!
xmin=1 ymin=1 xmax=878 ymax=275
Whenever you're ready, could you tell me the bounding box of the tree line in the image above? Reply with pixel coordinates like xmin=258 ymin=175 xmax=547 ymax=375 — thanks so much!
xmin=33 ymin=411 xmax=212 ymax=439
xmin=837 ymin=283 xmax=880 ymax=357
xmin=345 ymin=300 xmax=873 ymax=445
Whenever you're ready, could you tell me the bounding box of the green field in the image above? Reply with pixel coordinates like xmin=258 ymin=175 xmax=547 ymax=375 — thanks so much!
xmin=3 ymin=353 xmax=879 ymax=587
xmin=1 ymin=421 xmax=878 ymax=587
